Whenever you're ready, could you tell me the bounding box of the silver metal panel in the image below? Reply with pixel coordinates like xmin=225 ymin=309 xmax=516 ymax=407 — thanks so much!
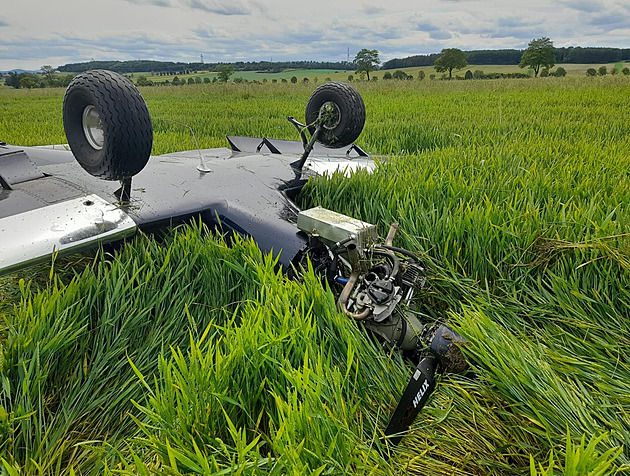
xmin=0 ymin=150 xmax=45 ymax=187
xmin=0 ymin=194 xmax=136 ymax=274
xmin=297 ymin=206 xmax=378 ymax=250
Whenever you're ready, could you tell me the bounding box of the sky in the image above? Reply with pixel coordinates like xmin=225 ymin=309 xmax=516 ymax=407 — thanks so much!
xmin=1 ymin=0 xmax=629 ymax=70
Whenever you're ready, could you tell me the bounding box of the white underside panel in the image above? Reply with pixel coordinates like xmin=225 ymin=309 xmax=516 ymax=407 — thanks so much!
xmin=0 ymin=194 xmax=136 ymax=274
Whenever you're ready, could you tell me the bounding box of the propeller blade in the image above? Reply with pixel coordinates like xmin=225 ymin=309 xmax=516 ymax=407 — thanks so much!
xmin=384 ymin=356 xmax=436 ymax=445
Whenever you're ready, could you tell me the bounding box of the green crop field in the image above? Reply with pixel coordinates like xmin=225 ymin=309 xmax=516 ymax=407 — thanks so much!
xmin=135 ymin=62 xmax=630 ymax=84
xmin=142 ymin=68 xmax=353 ymax=83
xmin=0 ymin=77 xmax=629 ymax=475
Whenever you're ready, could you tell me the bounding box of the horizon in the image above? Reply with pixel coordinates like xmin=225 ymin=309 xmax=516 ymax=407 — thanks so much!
xmin=2 ymin=44 xmax=629 ymax=74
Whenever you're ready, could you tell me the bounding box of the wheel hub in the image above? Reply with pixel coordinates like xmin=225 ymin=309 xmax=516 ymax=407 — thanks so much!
xmin=82 ymin=105 xmax=104 ymax=150
xmin=318 ymin=101 xmax=341 ymax=130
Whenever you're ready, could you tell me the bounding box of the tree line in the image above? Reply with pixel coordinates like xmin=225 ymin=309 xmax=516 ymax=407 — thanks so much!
xmin=3 ymin=66 xmax=75 ymax=89
xmin=57 ymin=60 xmax=353 ymax=74
xmin=382 ymin=46 xmax=630 ymax=70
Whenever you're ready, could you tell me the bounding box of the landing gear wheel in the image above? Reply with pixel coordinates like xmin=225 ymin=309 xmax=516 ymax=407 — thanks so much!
xmin=305 ymin=82 xmax=365 ymax=148
xmin=63 ymin=69 xmax=153 ymax=181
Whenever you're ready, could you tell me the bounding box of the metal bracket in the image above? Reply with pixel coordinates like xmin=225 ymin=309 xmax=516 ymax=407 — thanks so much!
xmin=287 ymin=116 xmax=308 ymax=147
xmin=114 ymin=177 xmax=132 ymax=203
xmin=295 ymin=123 xmax=322 ymax=172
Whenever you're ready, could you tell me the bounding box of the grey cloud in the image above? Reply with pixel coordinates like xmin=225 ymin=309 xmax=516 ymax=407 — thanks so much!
xmin=124 ymin=0 xmax=251 ymax=15
xmin=488 ymin=28 xmax=545 ymax=41
xmin=559 ymin=0 xmax=604 ymax=13
xmin=0 ymin=18 xmax=8 ymax=27
xmin=428 ymin=30 xmax=452 ymax=40
xmin=496 ymin=16 xmax=537 ymax=28
xmin=362 ymin=4 xmax=385 ymax=15
xmin=187 ymin=0 xmax=250 ymax=15
xmin=415 ymin=20 xmax=452 ymax=40
xmin=193 ymin=25 xmax=215 ymax=39
xmin=329 ymin=18 xmax=405 ymax=42
xmin=0 ymin=32 xmax=200 ymax=65
xmin=416 ymin=21 xmax=441 ymax=32
xmin=584 ymin=10 xmax=630 ymax=30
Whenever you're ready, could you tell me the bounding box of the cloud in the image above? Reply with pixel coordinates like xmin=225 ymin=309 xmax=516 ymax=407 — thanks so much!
xmin=124 ymin=0 xmax=252 ymax=15
xmin=187 ymin=0 xmax=250 ymax=15
xmin=559 ymin=0 xmax=604 ymax=13
xmin=583 ymin=10 xmax=630 ymax=30
xmin=0 ymin=18 xmax=8 ymax=27
xmin=193 ymin=24 xmax=215 ymax=39
xmin=414 ymin=19 xmax=453 ymax=40
xmin=496 ymin=16 xmax=537 ymax=28
xmin=362 ymin=4 xmax=385 ymax=15
xmin=0 ymin=31 xmax=202 ymax=66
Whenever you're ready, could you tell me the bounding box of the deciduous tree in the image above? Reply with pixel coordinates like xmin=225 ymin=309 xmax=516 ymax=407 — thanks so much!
xmin=434 ymin=48 xmax=467 ymax=79
xmin=519 ymin=37 xmax=555 ymax=77
xmin=40 ymin=65 xmax=57 ymax=85
xmin=354 ymin=49 xmax=380 ymax=81
xmin=392 ymin=70 xmax=408 ymax=80
xmin=217 ymin=64 xmax=234 ymax=82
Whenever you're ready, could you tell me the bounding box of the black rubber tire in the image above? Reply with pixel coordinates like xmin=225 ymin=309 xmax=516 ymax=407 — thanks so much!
xmin=63 ymin=69 xmax=153 ymax=180
xmin=305 ymin=82 xmax=365 ymax=148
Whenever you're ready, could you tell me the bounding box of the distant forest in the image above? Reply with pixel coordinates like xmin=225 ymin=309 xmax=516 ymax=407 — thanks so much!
xmin=58 ymin=60 xmax=354 ymax=74
xmin=382 ymin=47 xmax=630 ymax=69
xmin=53 ymin=47 xmax=630 ymax=75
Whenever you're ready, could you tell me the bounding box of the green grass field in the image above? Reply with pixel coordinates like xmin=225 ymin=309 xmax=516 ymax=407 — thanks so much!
xmin=136 ymin=62 xmax=630 ymax=84
xmin=0 ymin=76 xmax=629 ymax=474
xmin=142 ymin=68 xmax=353 ymax=83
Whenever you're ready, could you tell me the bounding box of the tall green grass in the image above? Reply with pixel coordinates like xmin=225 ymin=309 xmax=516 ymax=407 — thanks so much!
xmin=1 ymin=77 xmax=629 ymax=474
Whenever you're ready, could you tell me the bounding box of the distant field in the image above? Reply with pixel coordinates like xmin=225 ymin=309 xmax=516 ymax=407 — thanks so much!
xmin=137 ymin=62 xmax=630 ymax=84
xmin=2 ymin=62 xmax=628 ymax=89
xmin=143 ymin=68 xmax=353 ymax=83
xmin=1 ymin=77 xmax=629 ymax=474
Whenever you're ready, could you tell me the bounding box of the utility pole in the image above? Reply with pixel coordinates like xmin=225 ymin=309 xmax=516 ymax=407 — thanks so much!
xmin=200 ymin=53 xmax=204 ymax=65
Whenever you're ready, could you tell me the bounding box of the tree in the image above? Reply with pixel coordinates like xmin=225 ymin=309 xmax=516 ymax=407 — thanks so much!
xmin=434 ymin=48 xmax=467 ymax=79
xmin=19 ymin=76 xmax=37 ymax=89
xmin=623 ymin=67 xmax=630 ymax=75
xmin=136 ymin=75 xmax=153 ymax=86
xmin=383 ymin=71 xmax=392 ymax=80
xmin=598 ymin=66 xmax=607 ymax=76
xmin=464 ymin=70 xmax=473 ymax=80
xmin=5 ymin=73 xmax=21 ymax=88
xmin=392 ymin=70 xmax=408 ymax=80
xmin=354 ymin=49 xmax=380 ymax=81
xmin=519 ymin=37 xmax=555 ymax=77
xmin=290 ymin=76 xmax=297 ymax=83
xmin=417 ymin=70 xmax=425 ymax=80
xmin=217 ymin=64 xmax=233 ymax=82
xmin=553 ymin=67 xmax=567 ymax=77
xmin=586 ymin=68 xmax=597 ymax=77
xmin=40 ymin=65 xmax=57 ymax=85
